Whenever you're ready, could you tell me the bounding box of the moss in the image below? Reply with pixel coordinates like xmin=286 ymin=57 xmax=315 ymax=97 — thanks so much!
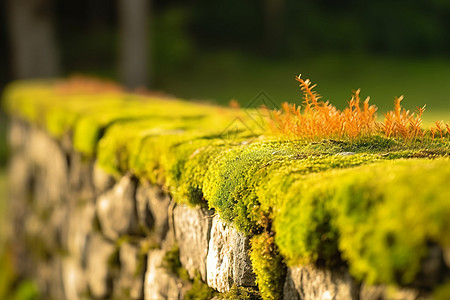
xmin=184 ymin=273 xmax=218 ymax=300
xmin=434 ymin=282 xmax=450 ymax=300
xmin=275 ymin=158 xmax=450 ymax=285
xmin=218 ymin=285 xmax=261 ymax=299
xmin=161 ymin=244 xmax=190 ymax=281
xmin=249 ymin=232 xmax=286 ymax=300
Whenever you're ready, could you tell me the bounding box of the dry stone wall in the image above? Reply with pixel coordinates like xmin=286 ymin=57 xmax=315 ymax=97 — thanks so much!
xmin=8 ymin=118 xmax=435 ymax=300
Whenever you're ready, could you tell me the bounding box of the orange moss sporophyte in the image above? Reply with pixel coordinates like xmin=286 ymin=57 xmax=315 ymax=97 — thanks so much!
xmin=268 ymin=74 xmax=449 ymax=142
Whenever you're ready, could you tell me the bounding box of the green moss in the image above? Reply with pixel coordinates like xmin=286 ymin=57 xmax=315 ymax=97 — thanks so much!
xmin=434 ymin=282 xmax=450 ymax=300
xmin=275 ymin=158 xmax=450 ymax=285
xmin=218 ymin=285 xmax=261 ymax=299
xmin=184 ymin=273 xmax=218 ymax=300
xmin=249 ymin=232 xmax=286 ymax=300
xmin=161 ymin=245 xmax=190 ymax=281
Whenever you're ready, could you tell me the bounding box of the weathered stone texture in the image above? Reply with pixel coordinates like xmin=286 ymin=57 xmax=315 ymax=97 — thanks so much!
xmin=207 ymin=216 xmax=256 ymax=292
xmin=283 ymin=265 xmax=359 ymax=300
xmin=173 ymin=204 xmax=214 ymax=281
xmin=66 ymin=201 xmax=95 ymax=261
xmin=136 ymin=182 xmax=171 ymax=242
xmin=93 ymin=162 xmax=115 ymax=196
xmin=144 ymin=249 xmax=190 ymax=300
xmin=86 ymin=234 xmax=116 ymax=299
xmin=96 ymin=174 xmax=139 ymax=241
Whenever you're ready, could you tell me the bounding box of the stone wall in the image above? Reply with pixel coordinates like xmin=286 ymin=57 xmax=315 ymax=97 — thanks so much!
xmin=8 ymin=119 xmax=439 ymax=300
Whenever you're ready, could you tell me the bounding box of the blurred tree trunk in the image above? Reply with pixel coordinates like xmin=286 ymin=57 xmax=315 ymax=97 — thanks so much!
xmin=118 ymin=0 xmax=150 ymax=90
xmin=7 ymin=0 xmax=60 ymax=79
xmin=264 ymin=0 xmax=285 ymax=55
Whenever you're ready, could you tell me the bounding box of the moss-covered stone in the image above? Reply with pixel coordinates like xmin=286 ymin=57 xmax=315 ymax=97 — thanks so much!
xmin=4 ymin=79 xmax=450 ymax=296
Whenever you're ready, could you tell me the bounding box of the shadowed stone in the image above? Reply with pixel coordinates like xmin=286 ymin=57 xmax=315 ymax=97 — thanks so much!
xmin=173 ymin=204 xmax=214 ymax=281
xmin=207 ymin=216 xmax=256 ymax=292
xmin=135 ymin=182 xmax=171 ymax=243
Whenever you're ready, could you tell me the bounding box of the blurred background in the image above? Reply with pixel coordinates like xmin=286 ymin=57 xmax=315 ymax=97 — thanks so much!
xmin=0 ymin=0 xmax=450 ymax=298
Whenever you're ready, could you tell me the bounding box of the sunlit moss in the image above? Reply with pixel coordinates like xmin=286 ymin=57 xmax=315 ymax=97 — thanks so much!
xmin=249 ymin=232 xmax=286 ymax=300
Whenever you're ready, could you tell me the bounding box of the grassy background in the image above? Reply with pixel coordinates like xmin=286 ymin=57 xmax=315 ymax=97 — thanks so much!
xmin=157 ymin=52 xmax=450 ymax=126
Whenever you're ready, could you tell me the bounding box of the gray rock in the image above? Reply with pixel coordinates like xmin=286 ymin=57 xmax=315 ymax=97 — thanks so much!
xmin=93 ymin=162 xmax=115 ymax=196
xmin=28 ymin=128 xmax=69 ymax=207
xmin=144 ymin=249 xmax=190 ymax=300
xmin=283 ymin=265 xmax=359 ymax=300
xmin=116 ymin=242 xmax=146 ymax=300
xmin=86 ymin=234 xmax=116 ymax=299
xmin=206 ymin=216 xmax=256 ymax=292
xmin=96 ymin=174 xmax=139 ymax=240
xmin=135 ymin=182 xmax=171 ymax=242
xmin=66 ymin=201 xmax=95 ymax=261
xmin=173 ymin=204 xmax=214 ymax=281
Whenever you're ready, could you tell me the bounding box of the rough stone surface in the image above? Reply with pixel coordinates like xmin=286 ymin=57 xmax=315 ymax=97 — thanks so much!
xmin=96 ymin=174 xmax=139 ymax=241
xmin=116 ymin=242 xmax=146 ymax=300
xmin=66 ymin=201 xmax=95 ymax=261
xmin=144 ymin=249 xmax=190 ymax=300
xmin=207 ymin=216 xmax=256 ymax=292
xmin=136 ymin=182 xmax=171 ymax=242
xmin=93 ymin=162 xmax=115 ymax=196
xmin=173 ymin=204 xmax=213 ymax=281
xmin=283 ymin=265 xmax=359 ymax=300
xmin=29 ymin=127 xmax=69 ymax=207
xmin=86 ymin=234 xmax=116 ymax=299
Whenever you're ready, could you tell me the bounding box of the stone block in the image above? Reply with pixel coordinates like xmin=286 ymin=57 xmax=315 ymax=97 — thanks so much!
xmin=28 ymin=128 xmax=68 ymax=207
xmin=66 ymin=201 xmax=95 ymax=262
xmin=96 ymin=174 xmax=139 ymax=241
xmin=144 ymin=249 xmax=190 ymax=300
xmin=283 ymin=265 xmax=359 ymax=300
xmin=173 ymin=204 xmax=213 ymax=281
xmin=135 ymin=182 xmax=171 ymax=242
xmin=115 ymin=242 xmax=146 ymax=300
xmin=86 ymin=234 xmax=116 ymax=299
xmin=207 ymin=216 xmax=256 ymax=292
xmin=93 ymin=162 xmax=115 ymax=196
